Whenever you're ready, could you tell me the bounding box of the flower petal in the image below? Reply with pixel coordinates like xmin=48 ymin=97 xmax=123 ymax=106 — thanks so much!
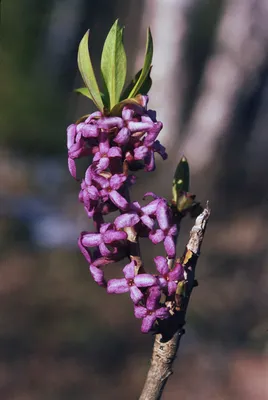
xmin=89 ymin=265 xmax=106 ymax=287
xmin=114 ymin=127 xmax=131 ymax=145
xmin=146 ymin=286 xmax=161 ymax=311
xmin=68 ymin=141 xmax=84 ymax=158
xmin=107 ymin=278 xmax=129 ymax=294
xmin=92 ymin=172 xmax=108 ymax=188
xmin=167 ymin=281 xmax=177 ymax=296
xmin=168 ymin=225 xmax=177 ymax=236
xmin=156 ymin=200 xmax=169 ymax=230
xmin=109 ymin=190 xmax=128 ymax=211
xmin=78 ymin=234 xmax=92 ymax=264
xmin=134 ymin=274 xmax=156 ymax=288
xmin=158 ymin=276 xmax=167 ymax=289
xmin=81 ymin=124 xmax=99 ymax=138
xmin=103 ymin=230 xmax=127 ymax=243
xmin=85 ymin=111 xmax=102 ymax=123
xmin=85 ymin=166 xmax=93 ymax=185
xmin=164 ymin=236 xmax=176 ymax=258
xmin=134 ymin=146 xmax=148 ymax=160
xmin=99 ymin=131 xmax=109 ymax=153
xmin=143 ymin=192 xmax=159 ymax=200
xmin=123 ymin=260 xmax=135 ymax=279
xmin=141 ymin=314 xmax=156 ymax=333
xmin=128 ymin=121 xmax=153 ymax=133
xmin=139 ymin=95 xmax=149 ymax=108
xmin=67 ymin=124 xmax=76 ymax=149
xmin=134 ymin=305 xmax=147 ymax=319
xmin=110 ymin=174 xmax=127 ymax=190
xmin=99 ymin=223 xmax=113 ymax=234
xmin=129 ymin=286 xmax=144 ymax=304
xmin=82 ymin=233 xmax=102 ymax=247
xmin=99 ymin=242 xmax=113 ymax=257
xmin=97 ymin=117 xmax=123 ymax=129
xmin=149 ymin=229 xmax=165 ymax=244
xmin=141 ymin=199 xmax=159 ymax=215
xmin=108 ymin=147 xmax=122 ymax=158
xmin=154 ymin=256 xmax=169 ymax=275
xmin=96 ymin=157 xmax=110 ymax=172
xmin=140 ymin=215 xmax=154 ymax=230
xmin=155 ymin=307 xmax=169 ymax=319
xmin=141 ymin=115 xmax=153 ymax=124
xmin=144 ymin=122 xmax=163 ymax=146
xmin=168 ymin=263 xmax=184 ymax=282
xmin=87 ymin=185 xmax=99 ymax=200
xmin=122 ymin=108 xmax=134 ymax=121
xmin=93 ymin=152 xmax=101 ymax=162
xmin=114 ymin=213 xmax=140 ymax=229
xmin=144 ymin=150 xmax=155 ymax=172
xmin=68 ymin=157 xmax=76 ymax=178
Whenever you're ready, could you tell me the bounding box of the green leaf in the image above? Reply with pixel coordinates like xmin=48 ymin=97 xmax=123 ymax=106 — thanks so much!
xmin=109 ymin=95 xmax=144 ymax=116
xmin=128 ymin=28 xmax=153 ymax=98
xmin=101 ymin=19 xmax=127 ymax=110
xmin=121 ymin=66 xmax=152 ymax=100
xmin=172 ymin=156 xmax=190 ymax=203
xmin=74 ymin=87 xmax=107 ymax=103
xmin=74 ymin=87 xmax=93 ymax=100
xmin=77 ymin=30 xmax=104 ymax=111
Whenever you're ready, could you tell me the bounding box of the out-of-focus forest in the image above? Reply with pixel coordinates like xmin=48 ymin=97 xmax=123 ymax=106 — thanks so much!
xmin=0 ymin=0 xmax=267 ymax=399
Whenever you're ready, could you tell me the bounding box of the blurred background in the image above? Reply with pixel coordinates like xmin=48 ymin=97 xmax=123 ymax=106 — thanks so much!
xmin=1 ymin=0 xmax=268 ymax=399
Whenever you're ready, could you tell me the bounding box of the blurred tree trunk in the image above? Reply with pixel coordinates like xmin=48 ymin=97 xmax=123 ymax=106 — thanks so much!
xmin=179 ymin=0 xmax=268 ymax=175
xmin=136 ymin=0 xmax=200 ymax=145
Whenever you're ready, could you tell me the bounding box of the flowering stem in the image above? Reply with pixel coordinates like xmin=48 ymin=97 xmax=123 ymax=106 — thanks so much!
xmin=139 ymin=205 xmax=210 ymax=400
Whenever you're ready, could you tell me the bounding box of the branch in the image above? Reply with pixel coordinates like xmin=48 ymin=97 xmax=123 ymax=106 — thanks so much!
xmin=139 ymin=204 xmax=210 ymax=400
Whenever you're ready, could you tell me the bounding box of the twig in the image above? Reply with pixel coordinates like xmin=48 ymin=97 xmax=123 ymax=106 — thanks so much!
xmin=139 ymin=204 xmax=210 ymax=400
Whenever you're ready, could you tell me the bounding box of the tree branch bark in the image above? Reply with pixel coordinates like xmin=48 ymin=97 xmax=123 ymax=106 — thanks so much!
xmin=139 ymin=204 xmax=210 ymax=400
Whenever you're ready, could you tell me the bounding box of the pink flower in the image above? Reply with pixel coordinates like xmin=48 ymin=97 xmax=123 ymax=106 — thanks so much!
xmin=134 ymin=286 xmax=169 ymax=333
xmin=149 ymin=199 xmax=177 ymax=258
xmin=107 ymin=260 xmax=156 ymax=303
xmin=154 ymin=256 xmax=184 ymax=295
xmin=93 ymin=131 xmax=122 ymax=172
xmin=80 ymin=223 xmax=127 ymax=257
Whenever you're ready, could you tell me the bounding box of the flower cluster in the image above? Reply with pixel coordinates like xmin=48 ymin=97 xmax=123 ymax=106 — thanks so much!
xmin=67 ymin=95 xmax=184 ymax=332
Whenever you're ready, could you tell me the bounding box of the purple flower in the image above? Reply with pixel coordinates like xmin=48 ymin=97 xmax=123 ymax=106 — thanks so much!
xmin=134 ymin=286 xmax=169 ymax=333
xmin=81 ymin=223 xmax=127 ymax=257
xmin=97 ymin=116 xmax=123 ymax=130
xmin=85 ymin=111 xmax=102 ymax=123
xmin=79 ymin=179 xmax=100 ymax=218
xmin=114 ymin=200 xmax=157 ymax=231
xmin=67 ymin=124 xmax=93 ymax=178
xmin=113 ymin=102 xmax=154 ymax=145
xmin=107 ymin=260 xmax=156 ymax=303
xmin=132 ymin=122 xmax=167 ymax=172
xmin=77 ymin=122 xmax=99 ymax=138
xmin=93 ymin=131 xmax=122 ymax=171
xmin=154 ymin=256 xmax=184 ymax=295
xmin=149 ymin=199 xmax=177 ymax=258
xmin=78 ymin=235 xmax=110 ymax=287
xmin=92 ymin=172 xmax=129 ymax=211
xmin=78 ymin=233 xmax=128 ymax=287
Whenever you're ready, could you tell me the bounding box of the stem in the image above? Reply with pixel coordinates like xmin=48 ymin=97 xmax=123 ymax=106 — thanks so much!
xmin=139 ymin=204 xmax=210 ymax=400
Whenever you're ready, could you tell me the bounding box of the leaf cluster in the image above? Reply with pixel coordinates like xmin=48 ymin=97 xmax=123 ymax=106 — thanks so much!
xmin=76 ymin=20 xmax=153 ymax=115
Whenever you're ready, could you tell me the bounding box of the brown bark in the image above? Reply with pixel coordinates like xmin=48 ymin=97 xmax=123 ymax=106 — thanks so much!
xmin=139 ymin=205 xmax=210 ymax=400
